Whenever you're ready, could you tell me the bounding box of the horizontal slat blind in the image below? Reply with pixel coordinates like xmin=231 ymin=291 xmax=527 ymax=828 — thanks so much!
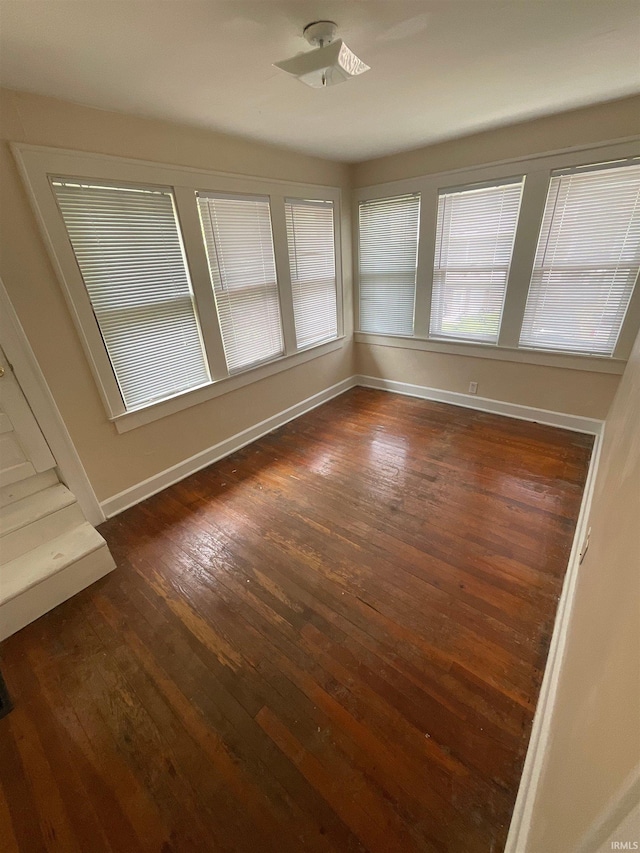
xmin=52 ymin=179 xmax=209 ymax=410
xmin=520 ymin=160 xmax=640 ymax=355
xmin=285 ymin=198 xmax=338 ymax=349
xmin=431 ymin=178 xmax=523 ymax=343
xmin=197 ymin=193 xmax=284 ymax=373
xmin=358 ymin=194 xmax=420 ymax=335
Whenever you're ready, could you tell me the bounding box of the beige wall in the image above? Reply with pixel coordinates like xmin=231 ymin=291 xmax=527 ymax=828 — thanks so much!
xmin=0 ymin=88 xmax=353 ymax=503
xmin=352 ymin=94 xmax=640 ymax=187
xmin=351 ymin=96 xmax=640 ymax=418
xmin=356 ymin=344 xmax=619 ymax=419
xmin=526 ymin=327 xmax=640 ymax=852
xmin=0 ymin=88 xmax=636 ymax=504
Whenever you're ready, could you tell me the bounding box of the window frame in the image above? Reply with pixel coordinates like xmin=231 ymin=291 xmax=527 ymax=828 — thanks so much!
xmin=518 ymin=159 xmax=640 ymax=356
xmin=285 ymin=196 xmax=339 ymax=351
xmin=197 ymin=190 xmax=286 ymax=373
xmin=14 ymin=144 xmax=345 ymax=432
xmin=357 ymin=192 xmax=422 ymax=337
xmin=50 ymin=176 xmax=213 ymax=410
xmin=353 ymin=140 xmax=640 ymax=371
xmin=430 ymin=175 xmax=525 ymax=345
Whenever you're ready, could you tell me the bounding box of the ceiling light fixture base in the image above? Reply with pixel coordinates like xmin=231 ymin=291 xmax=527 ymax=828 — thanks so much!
xmin=303 ymin=21 xmax=338 ymax=48
xmin=275 ymin=21 xmax=370 ymax=88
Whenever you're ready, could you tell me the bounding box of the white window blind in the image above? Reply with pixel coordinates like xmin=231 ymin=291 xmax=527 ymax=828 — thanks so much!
xmin=285 ymin=198 xmax=338 ymax=349
xmin=520 ymin=160 xmax=640 ymax=355
xmin=358 ymin=194 xmax=420 ymax=335
xmin=197 ymin=193 xmax=284 ymax=373
xmin=52 ymin=179 xmax=209 ymax=410
xmin=431 ymin=178 xmax=524 ymax=343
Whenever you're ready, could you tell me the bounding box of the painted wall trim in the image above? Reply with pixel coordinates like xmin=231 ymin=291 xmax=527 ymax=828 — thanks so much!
xmin=0 ymin=279 xmax=105 ymax=526
xmin=504 ymin=422 xmax=605 ymax=853
xmin=113 ymin=337 xmax=347 ymax=433
xmin=354 ymin=332 xmax=627 ymax=374
xmin=355 ymin=374 xmax=604 ymax=435
xmin=352 ymin=134 xmax=640 ymax=192
xmin=101 ymin=376 xmax=358 ymax=517
xmin=103 ymin=373 xmax=604 ymax=517
xmin=13 ymin=141 xmax=344 ymax=191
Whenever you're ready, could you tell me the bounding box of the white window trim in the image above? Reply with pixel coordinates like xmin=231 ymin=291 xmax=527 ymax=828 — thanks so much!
xmin=353 ymin=139 xmax=640 ymax=364
xmin=353 ymin=332 xmax=626 ymax=374
xmin=13 ymin=143 xmax=345 ymax=430
xmin=113 ymin=335 xmax=345 ymax=433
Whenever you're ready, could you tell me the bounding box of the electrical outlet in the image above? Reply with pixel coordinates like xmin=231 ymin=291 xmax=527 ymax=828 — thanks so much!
xmin=468 ymin=381 xmax=478 ymax=394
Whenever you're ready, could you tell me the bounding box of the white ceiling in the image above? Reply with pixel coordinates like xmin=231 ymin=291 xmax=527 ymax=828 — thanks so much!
xmin=1 ymin=0 xmax=639 ymax=162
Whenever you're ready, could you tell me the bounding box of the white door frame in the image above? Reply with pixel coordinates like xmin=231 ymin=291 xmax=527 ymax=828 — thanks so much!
xmin=0 ymin=344 xmax=56 ymax=484
xmin=0 ymin=279 xmax=104 ymax=525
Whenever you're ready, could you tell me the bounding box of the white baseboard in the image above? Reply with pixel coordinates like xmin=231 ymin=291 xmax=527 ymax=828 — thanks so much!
xmin=356 ymin=374 xmax=604 ymax=435
xmin=103 ymin=372 xmax=603 ymax=518
xmin=101 ymin=376 xmax=357 ymax=518
xmin=504 ymin=423 xmax=604 ymax=853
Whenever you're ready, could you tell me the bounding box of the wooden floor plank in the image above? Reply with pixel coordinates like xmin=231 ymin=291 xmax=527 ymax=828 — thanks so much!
xmin=0 ymin=389 xmax=593 ymax=852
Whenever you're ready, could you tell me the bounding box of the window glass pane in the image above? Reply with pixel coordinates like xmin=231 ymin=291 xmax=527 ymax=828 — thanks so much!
xmin=52 ymin=179 xmax=209 ymax=410
xmin=197 ymin=193 xmax=284 ymax=373
xmin=520 ymin=160 xmax=640 ymax=355
xmin=285 ymin=198 xmax=338 ymax=349
xmin=358 ymin=194 xmax=420 ymax=336
xmin=431 ymin=179 xmax=523 ymax=343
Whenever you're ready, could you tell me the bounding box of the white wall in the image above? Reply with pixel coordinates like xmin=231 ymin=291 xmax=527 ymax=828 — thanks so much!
xmin=525 ymin=325 xmax=640 ymax=852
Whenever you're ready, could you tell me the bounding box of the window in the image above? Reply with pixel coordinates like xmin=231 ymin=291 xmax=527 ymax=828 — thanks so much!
xmin=285 ymin=198 xmax=338 ymax=349
xmin=358 ymin=194 xmax=420 ymax=335
xmin=52 ymin=179 xmax=209 ymax=410
xmin=17 ymin=147 xmax=345 ymax=428
xmin=520 ymin=160 xmax=640 ymax=355
xmin=430 ymin=178 xmax=524 ymax=343
xmin=197 ymin=193 xmax=284 ymax=373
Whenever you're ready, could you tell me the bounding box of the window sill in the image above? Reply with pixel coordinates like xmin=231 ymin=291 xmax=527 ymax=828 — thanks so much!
xmin=354 ymin=332 xmax=627 ymax=374
xmin=112 ymin=336 xmax=347 ymax=433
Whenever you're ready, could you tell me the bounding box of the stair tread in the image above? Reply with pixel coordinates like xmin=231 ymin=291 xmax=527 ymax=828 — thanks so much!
xmin=0 ymin=522 xmax=108 ymax=605
xmin=1 ymin=483 xmax=76 ymax=536
xmin=0 ymin=470 xmax=59 ymax=508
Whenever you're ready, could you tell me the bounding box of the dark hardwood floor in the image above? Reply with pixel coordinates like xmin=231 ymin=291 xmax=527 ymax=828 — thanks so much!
xmin=0 ymin=388 xmax=593 ymax=852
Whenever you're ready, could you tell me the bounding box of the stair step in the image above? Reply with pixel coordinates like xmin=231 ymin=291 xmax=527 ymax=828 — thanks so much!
xmin=1 ymin=484 xmax=84 ymax=564
xmin=0 ymin=470 xmax=58 ymax=508
xmin=1 ymin=483 xmax=75 ymax=535
xmin=0 ymin=523 xmax=115 ymax=640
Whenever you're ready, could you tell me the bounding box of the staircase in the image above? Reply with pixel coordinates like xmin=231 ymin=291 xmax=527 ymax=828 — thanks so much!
xmin=0 ymin=470 xmax=115 ymax=641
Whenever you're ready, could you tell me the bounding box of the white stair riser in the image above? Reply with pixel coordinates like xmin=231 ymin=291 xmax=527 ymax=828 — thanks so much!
xmin=0 ymin=502 xmax=85 ymax=564
xmin=0 ymin=544 xmax=115 ymax=641
xmin=0 ymin=470 xmax=59 ymax=508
